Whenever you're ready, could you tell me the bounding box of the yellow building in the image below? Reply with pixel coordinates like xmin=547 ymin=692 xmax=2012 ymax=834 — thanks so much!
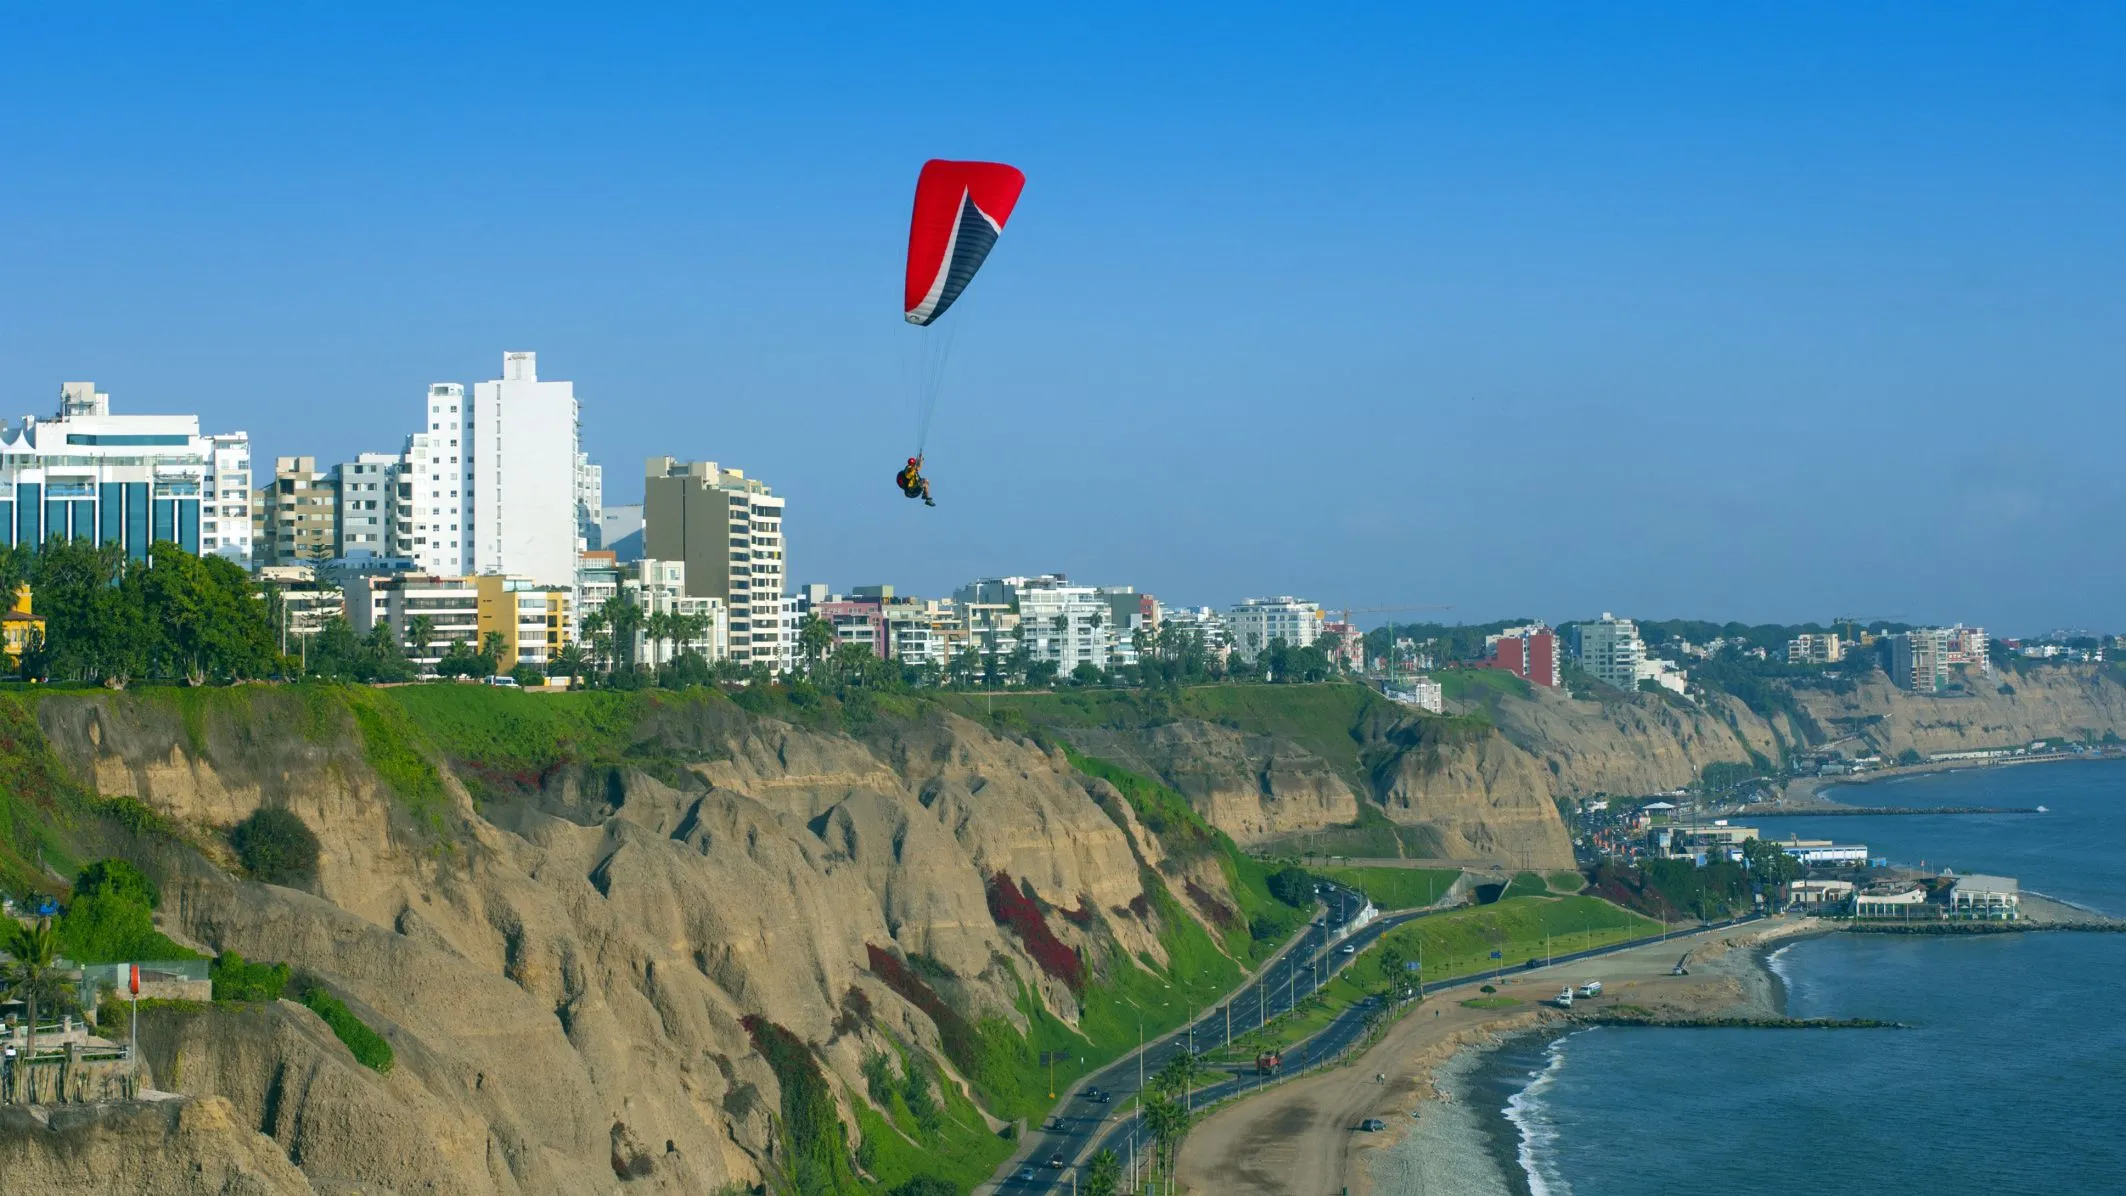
xmin=3 ymin=585 xmax=44 ymax=664
xmin=474 ymin=575 xmax=571 ymax=673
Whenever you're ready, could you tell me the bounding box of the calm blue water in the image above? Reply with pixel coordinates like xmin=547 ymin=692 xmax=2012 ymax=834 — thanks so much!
xmin=1470 ymin=759 xmax=2126 ymax=1196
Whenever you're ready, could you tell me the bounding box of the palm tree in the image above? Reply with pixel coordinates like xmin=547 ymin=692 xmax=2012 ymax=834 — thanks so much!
xmin=2 ymin=917 xmax=64 ymax=1099
xmin=1083 ymin=1148 xmax=1122 ymax=1196
xmin=404 ymin=615 xmax=436 ymax=663
xmin=1142 ymin=1090 xmax=1189 ymax=1178
xmin=797 ymin=614 xmax=835 ymax=674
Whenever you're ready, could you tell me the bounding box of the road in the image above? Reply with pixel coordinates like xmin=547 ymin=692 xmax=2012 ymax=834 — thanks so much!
xmin=985 ymin=882 xmax=1424 ymax=1191
xmin=995 ymin=907 xmax=1762 ymax=1191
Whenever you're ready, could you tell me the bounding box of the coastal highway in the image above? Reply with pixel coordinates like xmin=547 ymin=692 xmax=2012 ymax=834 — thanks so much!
xmin=995 ymin=908 xmax=1763 ymax=1192
xmin=985 ymin=882 xmax=1432 ymax=1192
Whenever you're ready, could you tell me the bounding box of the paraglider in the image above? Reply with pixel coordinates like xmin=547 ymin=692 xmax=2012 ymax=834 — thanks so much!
xmin=896 ymin=159 xmax=1025 ymax=506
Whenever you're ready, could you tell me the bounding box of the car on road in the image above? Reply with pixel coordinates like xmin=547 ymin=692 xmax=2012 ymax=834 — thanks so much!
xmin=1047 ymin=1153 xmax=1066 ymax=1169
xmin=1016 ymin=1165 xmax=1038 ymax=1182
xmin=1357 ymin=1118 xmax=1387 ymax=1132
xmin=1081 ymin=1086 xmax=1106 ymax=1102
xmin=1340 ymin=944 xmax=1356 ymax=954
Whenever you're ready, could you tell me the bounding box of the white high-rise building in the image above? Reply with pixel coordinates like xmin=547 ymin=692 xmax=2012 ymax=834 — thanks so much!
xmin=1225 ymin=596 xmax=1324 ymax=660
xmin=203 ymin=432 xmax=254 ymax=564
xmin=1574 ymin=613 xmax=1645 ymax=690
xmin=333 ymin=452 xmax=398 ymax=559
xmin=471 ymin=352 xmax=581 ymax=588
xmin=395 ymin=383 xmax=472 ymax=575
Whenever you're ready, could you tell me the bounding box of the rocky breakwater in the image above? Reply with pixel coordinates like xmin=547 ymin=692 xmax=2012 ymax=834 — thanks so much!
xmin=22 ymin=689 xmax=1259 ymax=1195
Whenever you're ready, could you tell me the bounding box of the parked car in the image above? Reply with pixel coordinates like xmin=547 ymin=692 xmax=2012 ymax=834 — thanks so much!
xmin=1358 ymin=1118 xmax=1387 ymax=1132
xmin=483 ymin=675 xmax=519 ymax=687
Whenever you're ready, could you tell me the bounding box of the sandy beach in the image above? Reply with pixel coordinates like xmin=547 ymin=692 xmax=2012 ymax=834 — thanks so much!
xmin=1174 ymin=917 xmax=1821 ymax=1196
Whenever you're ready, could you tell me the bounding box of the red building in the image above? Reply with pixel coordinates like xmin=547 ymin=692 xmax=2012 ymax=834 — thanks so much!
xmin=1486 ymin=626 xmax=1560 ymax=687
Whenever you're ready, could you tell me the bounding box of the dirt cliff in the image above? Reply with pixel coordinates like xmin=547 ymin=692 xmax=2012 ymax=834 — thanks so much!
xmin=0 ymin=1096 xmax=315 ymax=1196
xmin=20 ymin=690 xmax=1230 ymax=1195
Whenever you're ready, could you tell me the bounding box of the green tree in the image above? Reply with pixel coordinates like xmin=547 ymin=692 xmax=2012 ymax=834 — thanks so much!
xmin=231 ymin=807 xmax=322 ymax=886
xmin=886 ymin=1179 xmax=956 ymax=1196
xmin=798 ymin=614 xmax=835 ymax=675
xmin=1741 ymin=837 xmax=1802 ymax=894
xmin=74 ymin=858 xmax=159 ymax=910
xmin=2 ymin=918 xmax=69 ymax=1081
xmin=1143 ymin=1090 xmax=1190 ymax=1176
xmin=479 ymin=631 xmax=508 ymax=675
xmin=403 ymin=615 xmax=436 ymax=664
xmin=1266 ymin=867 xmax=1314 ymax=908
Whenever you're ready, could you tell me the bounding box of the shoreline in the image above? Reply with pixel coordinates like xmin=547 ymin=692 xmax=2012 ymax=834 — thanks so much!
xmin=1355 ymin=919 xmax=1820 ymax=1196
xmin=1775 ymin=748 xmax=2120 ymax=807
xmin=1171 ymin=917 xmax=1824 ymax=1196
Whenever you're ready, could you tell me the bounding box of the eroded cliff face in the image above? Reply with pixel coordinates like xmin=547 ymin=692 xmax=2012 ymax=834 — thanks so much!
xmin=1063 ymin=722 xmax=1359 ymax=842
xmin=1787 ymin=664 xmax=2126 ymax=758
xmin=0 ymin=1096 xmax=315 ymax=1196
xmin=29 ymin=693 xmax=1218 ymax=1196
xmin=1482 ymin=687 xmax=1781 ymax=798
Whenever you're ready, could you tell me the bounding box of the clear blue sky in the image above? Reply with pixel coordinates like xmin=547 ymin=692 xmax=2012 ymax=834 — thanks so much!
xmin=4 ymin=4 xmax=2121 ymax=634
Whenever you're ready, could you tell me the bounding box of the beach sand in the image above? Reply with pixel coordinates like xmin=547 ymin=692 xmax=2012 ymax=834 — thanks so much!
xmin=1173 ymin=917 xmax=1819 ymax=1196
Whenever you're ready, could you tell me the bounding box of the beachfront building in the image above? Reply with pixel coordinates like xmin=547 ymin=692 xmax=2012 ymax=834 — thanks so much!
xmin=334 ymin=452 xmax=398 ymax=559
xmin=253 ymin=456 xmax=339 ymax=566
xmin=1772 ymin=837 xmax=1870 ymax=867
xmin=1789 ymin=879 xmax=1856 ymax=910
xmin=204 ymin=432 xmax=254 ymax=565
xmin=1948 ymin=875 xmax=2020 ymax=921
xmin=1855 ymin=884 xmax=1931 ymax=919
xmin=472 ymin=352 xmax=588 ymax=588
xmin=349 ymin=574 xmax=480 ymax=673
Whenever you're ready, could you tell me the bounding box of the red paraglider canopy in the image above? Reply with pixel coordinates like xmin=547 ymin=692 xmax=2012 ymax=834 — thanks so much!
xmin=904 ymin=159 xmax=1025 ymax=326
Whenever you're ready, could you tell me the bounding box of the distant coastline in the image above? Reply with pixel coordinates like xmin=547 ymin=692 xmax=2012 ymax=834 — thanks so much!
xmin=1776 ymin=748 xmax=2122 ymax=807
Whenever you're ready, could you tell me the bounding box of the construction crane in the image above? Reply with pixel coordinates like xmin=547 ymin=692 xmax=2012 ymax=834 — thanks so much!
xmin=1333 ymin=604 xmax=1453 ymax=627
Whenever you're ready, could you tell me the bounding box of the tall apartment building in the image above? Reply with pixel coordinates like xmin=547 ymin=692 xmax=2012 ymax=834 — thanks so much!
xmin=471 ymin=352 xmax=583 ymax=587
xmin=252 ymin=456 xmax=338 ymax=565
xmin=1786 ymin=633 xmax=1845 ymax=665
xmin=0 ymin=382 xmax=238 ymax=558
xmin=334 ymin=452 xmax=398 ymax=559
xmin=576 ymin=452 xmax=603 ymax=549
xmin=1574 ymin=613 xmax=1649 ymax=690
xmin=203 ymin=432 xmax=254 ymax=564
xmin=395 ymin=383 xmax=472 ymax=575
xmin=1893 ymin=628 xmax=1951 ymax=694
xmin=1487 ymin=624 xmax=1561 ymax=687
xmin=1943 ymin=625 xmax=1991 ymax=675
xmin=1225 ymin=597 xmax=1324 ymax=660
xmin=644 ymin=457 xmax=787 ymax=669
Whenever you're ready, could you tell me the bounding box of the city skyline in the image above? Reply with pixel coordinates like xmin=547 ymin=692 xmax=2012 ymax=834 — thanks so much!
xmin=5 ymin=6 xmax=2121 ymax=632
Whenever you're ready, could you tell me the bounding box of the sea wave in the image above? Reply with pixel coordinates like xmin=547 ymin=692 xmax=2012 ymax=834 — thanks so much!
xmin=1503 ymin=1032 xmax=1580 ymax=1196
xmin=1765 ymin=942 xmax=1798 ymax=1005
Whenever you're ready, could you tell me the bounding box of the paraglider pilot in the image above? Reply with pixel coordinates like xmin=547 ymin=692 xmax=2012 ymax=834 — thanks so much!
xmin=896 ymin=456 xmax=934 ymax=506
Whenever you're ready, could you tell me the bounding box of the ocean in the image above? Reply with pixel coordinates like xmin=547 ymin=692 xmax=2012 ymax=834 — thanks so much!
xmin=1463 ymin=758 xmax=2126 ymax=1196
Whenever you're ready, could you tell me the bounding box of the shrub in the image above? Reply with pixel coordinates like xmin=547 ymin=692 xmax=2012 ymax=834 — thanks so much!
xmin=55 ymin=889 xmax=199 ymax=964
xmin=889 ymin=1179 xmax=957 ymax=1196
xmin=867 ymin=944 xmax=978 ymax=1080
xmin=1183 ymin=879 xmax=1238 ymax=930
xmin=862 ymin=1048 xmax=896 ymax=1107
xmin=74 ymin=859 xmax=159 ymax=910
xmin=231 ymin=807 xmax=321 ymax=885
xmin=297 ymin=983 xmax=393 ymax=1073
xmin=742 ymin=1015 xmax=856 ymax=1196
xmin=511 ymin=663 xmax=546 ymax=687
xmin=210 ymin=951 xmax=290 ymax=1003
xmin=985 ymin=872 xmax=1083 ymax=991
xmin=1266 ymin=867 xmax=1314 ymax=908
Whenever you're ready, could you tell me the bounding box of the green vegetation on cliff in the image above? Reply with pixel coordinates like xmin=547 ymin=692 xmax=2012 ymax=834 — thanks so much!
xmin=1307 ymin=865 xmax=1460 ymax=911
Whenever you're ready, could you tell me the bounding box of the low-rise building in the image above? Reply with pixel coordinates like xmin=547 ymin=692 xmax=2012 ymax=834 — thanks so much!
xmin=257 ymin=565 xmax=345 ymax=645
xmin=350 ymin=574 xmax=480 ymax=672
xmin=1948 ymin=874 xmax=2019 ymax=920
xmin=1789 ymin=878 xmax=1856 ymax=908
xmin=1855 ymin=884 xmax=1931 ymax=919
xmin=625 ymin=558 xmax=727 ymax=666
xmin=1772 ymin=836 xmax=1870 ymax=867
xmin=1786 ymin=633 xmax=1844 ymax=665
xmin=475 ymin=575 xmax=571 ymax=672
xmin=1383 ymin=677 xmax=1443 ymax=713
xmin=2 ymin=585 xmax=43 ymax=664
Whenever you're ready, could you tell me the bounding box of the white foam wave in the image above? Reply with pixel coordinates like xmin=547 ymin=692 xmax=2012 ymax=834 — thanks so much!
xmin=1503 ymin=1034 xmax=1578 ymax=1196
xmin=2026 ymin=888 xmax=2114 ymax=918
xmin=1765 ymin=943 xmax=1801 ymax=1009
